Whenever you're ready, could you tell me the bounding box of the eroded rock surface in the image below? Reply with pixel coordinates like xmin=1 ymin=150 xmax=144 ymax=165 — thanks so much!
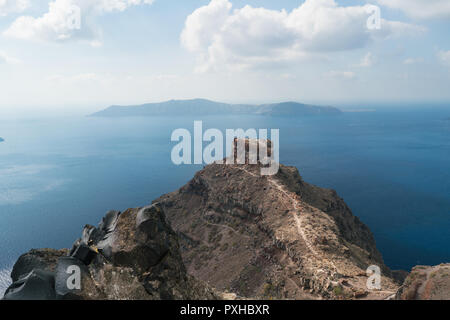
xmin=11 ymin=248 xmax=69 ymax=283
xmin=396 ymin=264 xmax=450 ymax=300
xmin=156 ymin=162 xmax=399 ymax=299
xmin=3 ymin=205 xmax=218 ymax=300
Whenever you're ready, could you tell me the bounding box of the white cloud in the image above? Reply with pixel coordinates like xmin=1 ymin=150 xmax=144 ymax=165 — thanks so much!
xmin=437 ymin=50 xmax=450 ymax=67
xmin=403 ymin=57 xmax=423 ymax=65
xmin=95 ymin=0 xmax=154 ymax=12
xmin=45 ymin=72 xmax=180 ymax=85
xmin=325 ymin=70 xmax=356 ymax=80
xmin=181 ymin=0 xmax=423 ymax=72
xmin=377 ymin=0 xmax=450 ymax=20
xmin=3 ymin=0 xmax=154 ymax=43
xmin=181 ymin=0 xmax=231 ymax=53
xmin=0 ymin=51 xmax=21 ymax=64
xmin=356 ymin=52 xmax=376 ymax=67
xmin=0 ymin=0 xmax=29 ymax=16
xmin=46 ymin=72 xmax=105 ymax=83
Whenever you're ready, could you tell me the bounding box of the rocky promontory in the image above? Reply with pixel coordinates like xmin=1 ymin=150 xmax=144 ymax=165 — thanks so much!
xmin=156 ymin=162 xmax=399 ymax=299
xmin=3 ymin=139 xmax=449 ymax=300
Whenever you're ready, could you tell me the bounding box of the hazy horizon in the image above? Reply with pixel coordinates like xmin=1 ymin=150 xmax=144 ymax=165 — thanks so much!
xmin=1 ymin=0 xmax=450 ymax=114
xmin=1 ymin=99 xmax=450 ymax=120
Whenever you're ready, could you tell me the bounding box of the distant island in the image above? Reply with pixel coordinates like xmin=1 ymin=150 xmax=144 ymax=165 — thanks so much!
xmin=0 ymin=137 xmax=4 ymax=142
xmin=90 ymin=99 xmax=342 ymax=117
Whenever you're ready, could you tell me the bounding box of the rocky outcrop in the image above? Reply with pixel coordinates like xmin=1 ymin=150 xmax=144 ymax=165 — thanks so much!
xmin=3 ymin=205 xmax=218 ymax=300
xmin=155 ymin=161 xmax=399 ymax=299
xmin=396 ymin=264 xmax=450 ymax=300
xmin=11 ymin=249 xmax=68 ymax=283
xmin=7 ymin=138 xmax=445 ymax=300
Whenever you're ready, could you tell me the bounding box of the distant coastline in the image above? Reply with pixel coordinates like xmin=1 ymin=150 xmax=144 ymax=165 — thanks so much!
xmin=90 ymin=98 xmax=342 ymax=118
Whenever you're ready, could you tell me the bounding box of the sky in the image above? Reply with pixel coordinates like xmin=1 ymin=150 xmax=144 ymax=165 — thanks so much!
xmin=0 ymin=0 xmax=449 ymax=115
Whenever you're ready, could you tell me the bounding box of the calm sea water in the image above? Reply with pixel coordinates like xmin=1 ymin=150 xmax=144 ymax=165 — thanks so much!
xmin=1 ymin=108 xmax=449 ymax=294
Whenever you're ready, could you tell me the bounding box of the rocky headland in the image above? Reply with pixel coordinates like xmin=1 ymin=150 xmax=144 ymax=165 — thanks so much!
xmin=3 ymin=139 xmax=449 ymax=300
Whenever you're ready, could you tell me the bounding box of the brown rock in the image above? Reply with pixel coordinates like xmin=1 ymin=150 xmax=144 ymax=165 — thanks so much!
xmin=155 ymin=146 xmax=398 ymax=299
xmin=396 ymin=264 xmax=450 ymax=300
xmin=11 ymin=248 xmax=68 ymax=282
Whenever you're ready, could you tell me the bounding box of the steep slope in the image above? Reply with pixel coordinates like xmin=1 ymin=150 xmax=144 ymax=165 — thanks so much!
xmin=156 ymin=161 xmax=399 ymax=299
xmin=396 ymin=264 xmax=450 ymax=300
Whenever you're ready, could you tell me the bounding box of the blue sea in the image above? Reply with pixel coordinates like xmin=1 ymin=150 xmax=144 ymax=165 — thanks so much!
xmin=1 ymin=107 xmax=449 ymax=295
